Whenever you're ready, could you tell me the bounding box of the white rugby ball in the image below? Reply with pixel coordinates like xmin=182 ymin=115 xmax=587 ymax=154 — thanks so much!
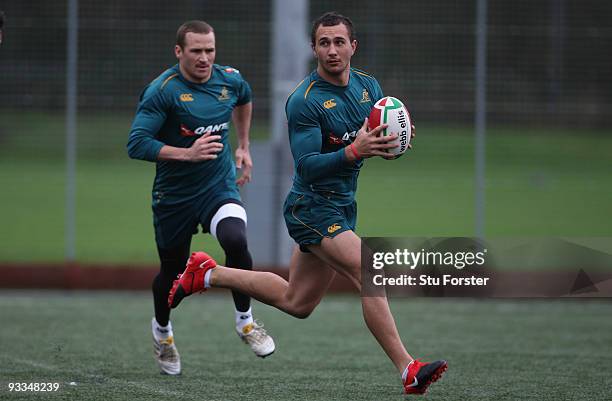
xmin=368 ymin=96 xmax=412 ymax=158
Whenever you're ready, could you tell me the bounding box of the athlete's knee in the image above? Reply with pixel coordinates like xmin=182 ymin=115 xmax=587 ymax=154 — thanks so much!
xmin=289 ymin=307 xmax=312 ymax=319
xmin=285 ymin=302 xmax=316 ymax=319
xmin=158 ymin=243 xmax=190 ymax=277
xmin=218 ymin=232 xmax=248 ymax=254
xmin=216 ymin=218 xmax=249 ymax=254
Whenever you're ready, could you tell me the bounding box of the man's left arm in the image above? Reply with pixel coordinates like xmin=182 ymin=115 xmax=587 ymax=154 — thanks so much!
xmin=232 ymin=101 xmax=253 ymax=186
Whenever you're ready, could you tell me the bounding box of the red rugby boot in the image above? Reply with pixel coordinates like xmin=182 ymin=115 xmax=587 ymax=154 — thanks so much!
xmin=403 ymin=358 xmax=448 ymax=395
xmin=168 ymin=252 xmax=217 ymax=309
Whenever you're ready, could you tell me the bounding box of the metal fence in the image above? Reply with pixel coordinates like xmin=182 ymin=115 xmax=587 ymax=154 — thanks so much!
xmin=2 ymin=1 xmax=610 ymax=130
xmin=0 ymin=0 xmax=610 ymax=264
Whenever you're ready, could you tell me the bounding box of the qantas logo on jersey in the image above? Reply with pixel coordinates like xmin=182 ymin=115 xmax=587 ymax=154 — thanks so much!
xmin=180 ymin=123 xmax=229 ymax=137
xmin=328 ymin=134 xmax=343 ymax=145
xmin=342 ymin=130 xmax=358 ymax=142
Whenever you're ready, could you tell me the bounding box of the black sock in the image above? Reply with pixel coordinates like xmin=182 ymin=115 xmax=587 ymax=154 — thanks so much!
xmin=216 ymin=217 xmax=253 ymax=313
xmin=153 ymin=241 xmax=191 ymax=326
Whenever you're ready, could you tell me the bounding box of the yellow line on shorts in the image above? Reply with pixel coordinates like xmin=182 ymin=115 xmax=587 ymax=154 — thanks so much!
xmin=291 ymin=195 xmax=326 ymax=238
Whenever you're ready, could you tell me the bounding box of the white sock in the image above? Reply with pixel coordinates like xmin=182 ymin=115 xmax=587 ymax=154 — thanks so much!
xmin=204 ymin=269 xmax=213 ymax=289
xmin=235 ymin=307 xmax=253 ymax=332
xmin=402 ymin=360 xmax=414 ymax=381
xmin=152 ymin=318 xmax=173 ymax=341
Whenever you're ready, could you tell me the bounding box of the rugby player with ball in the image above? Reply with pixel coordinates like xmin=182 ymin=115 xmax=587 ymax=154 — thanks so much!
xmin=168 ymin=12 xmax=447 ymax=395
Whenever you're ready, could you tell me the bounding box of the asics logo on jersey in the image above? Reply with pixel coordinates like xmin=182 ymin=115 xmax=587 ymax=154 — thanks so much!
xmin=180 ymin=93 xmax=194 ymax=102
xmin=180 ymin=123 xmax=229 ymax=137
xmin=323 ymin=99 xmax=336 ymax=109
xmin=327 ymin=223 xmax=341 ymax=234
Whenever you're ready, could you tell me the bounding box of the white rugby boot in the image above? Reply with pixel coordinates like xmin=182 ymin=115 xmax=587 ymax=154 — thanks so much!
xmin=152 ymin=318 xmax=181 ymax=375
xmin=237 ymin=320 xmax=275 ymax=358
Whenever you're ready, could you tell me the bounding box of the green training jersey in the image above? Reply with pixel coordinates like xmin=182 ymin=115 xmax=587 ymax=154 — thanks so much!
xmin=285 ymin=68 xmax=384 ymax=205
xmin=127 ymin=64 xmax=251 ymax=205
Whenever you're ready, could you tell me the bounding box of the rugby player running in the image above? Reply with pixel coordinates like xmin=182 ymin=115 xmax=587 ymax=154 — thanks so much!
xmin=128 ymin=20 xmax=275 ymax=375
xmin=168 ymin=13 xmax=447 ymax=394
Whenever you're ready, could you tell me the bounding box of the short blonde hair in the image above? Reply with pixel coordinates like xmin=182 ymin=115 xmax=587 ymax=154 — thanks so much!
xmin=176 ymin=20 xmax=213 ymax=48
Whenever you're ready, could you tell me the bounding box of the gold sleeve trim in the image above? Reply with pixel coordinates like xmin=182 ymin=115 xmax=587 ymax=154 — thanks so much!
xmin=160 ymin=73 xmax=179 ymax=90
xmin=304 ymin=81 xmax=317 ymax=99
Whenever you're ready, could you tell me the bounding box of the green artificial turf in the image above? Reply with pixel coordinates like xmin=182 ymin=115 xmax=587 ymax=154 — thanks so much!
xmin=0 ymin=292 xmax=611 ymax=400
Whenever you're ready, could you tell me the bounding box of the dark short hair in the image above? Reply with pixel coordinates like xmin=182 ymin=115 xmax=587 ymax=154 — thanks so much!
xmin=0 ymin=10 xmax=5 ymax=29
xmin=311 ymin=12 xmax=356 ymax=45
xmin=176 ymin=20 xmax=213 ymax=48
